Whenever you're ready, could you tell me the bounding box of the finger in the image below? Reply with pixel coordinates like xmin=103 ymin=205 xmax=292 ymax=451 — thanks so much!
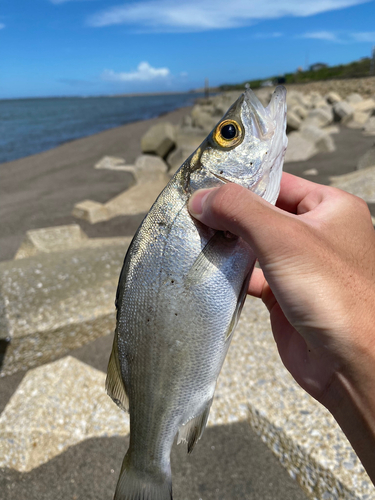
xmin=188 ymin=183 xmax=295 ymax=258
xmin=247 ymin=267 xmax=266 ymax=298
xmin=276 ymin=173 xmax=321 ymax=213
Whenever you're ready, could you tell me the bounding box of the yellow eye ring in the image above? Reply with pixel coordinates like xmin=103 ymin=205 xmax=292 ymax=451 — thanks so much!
xmin=213 ymin=119 xmax=243 ymax=148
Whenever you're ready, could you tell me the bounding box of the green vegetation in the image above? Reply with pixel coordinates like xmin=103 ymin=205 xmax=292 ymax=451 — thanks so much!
xmin=219 ymin=57 xmax=373 ymax=91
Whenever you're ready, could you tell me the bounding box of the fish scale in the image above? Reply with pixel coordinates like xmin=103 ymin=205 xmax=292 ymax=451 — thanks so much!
xmin=106 ymin=86 xmax=288 ymax=500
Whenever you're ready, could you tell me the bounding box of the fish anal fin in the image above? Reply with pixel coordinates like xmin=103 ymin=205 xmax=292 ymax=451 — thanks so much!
xmin=177 ymin=400 xmax=213 ymax=454
xmin=106 ymin=333 xmax=129 ymax=412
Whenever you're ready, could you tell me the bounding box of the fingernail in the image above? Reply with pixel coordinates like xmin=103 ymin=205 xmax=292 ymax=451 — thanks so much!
xmin=189 ymin=190 xmax=211 ymax=217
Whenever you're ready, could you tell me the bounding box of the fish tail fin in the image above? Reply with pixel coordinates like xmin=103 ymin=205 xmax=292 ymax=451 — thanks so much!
xmin=114 ymin=453 xmax=173 ymax=500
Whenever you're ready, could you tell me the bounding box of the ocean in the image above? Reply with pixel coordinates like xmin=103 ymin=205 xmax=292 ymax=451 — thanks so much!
xmin=0 ymin=92 xmax=205 ymax=164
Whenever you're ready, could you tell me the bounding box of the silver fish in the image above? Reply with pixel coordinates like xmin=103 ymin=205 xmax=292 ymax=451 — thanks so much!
xmin=106 ymin=86 xmax=287 ymax=500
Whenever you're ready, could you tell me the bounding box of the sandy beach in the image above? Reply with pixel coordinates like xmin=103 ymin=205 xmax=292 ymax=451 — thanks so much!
xmin=1 ymin=102 xmax=374 ymax=263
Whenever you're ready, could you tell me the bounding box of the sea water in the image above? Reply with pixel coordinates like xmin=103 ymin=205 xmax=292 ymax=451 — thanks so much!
xmin=0 ymin=93 xmax=205 ymax=164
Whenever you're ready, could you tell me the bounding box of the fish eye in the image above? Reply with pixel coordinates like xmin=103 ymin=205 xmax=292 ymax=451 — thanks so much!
xmin=221 ymin=123 xmax=237 ymax=140
xmin=214 ymin=119 xmax=242 ymax=148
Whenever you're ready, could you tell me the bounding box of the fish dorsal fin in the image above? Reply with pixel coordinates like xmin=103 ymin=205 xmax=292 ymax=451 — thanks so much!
xmin=106 ymin=333 xmax=129 ymax=412
xmin=185 ymin=231 xmax=238 ymax=286
xmin=177 ymin=399 xmax=213 ymax=454
xmin=225 ymin=268 xmax=252 ymax=341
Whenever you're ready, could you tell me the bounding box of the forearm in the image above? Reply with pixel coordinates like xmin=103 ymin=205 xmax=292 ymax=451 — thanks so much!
xmin=321 ymin=346 xmax=375 ymax=483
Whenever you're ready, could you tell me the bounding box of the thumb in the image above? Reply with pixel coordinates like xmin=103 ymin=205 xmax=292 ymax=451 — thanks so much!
xmin=188 ymin=183 xmax=296 ymax=260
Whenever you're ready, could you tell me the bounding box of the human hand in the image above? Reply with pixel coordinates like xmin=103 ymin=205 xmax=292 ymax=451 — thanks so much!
xmin=189 ymin=173 xmax=375 ymax=478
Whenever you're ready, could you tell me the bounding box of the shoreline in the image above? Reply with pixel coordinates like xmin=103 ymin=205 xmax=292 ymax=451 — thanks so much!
xmin=0 ymin=105 xmax=192 ymax=262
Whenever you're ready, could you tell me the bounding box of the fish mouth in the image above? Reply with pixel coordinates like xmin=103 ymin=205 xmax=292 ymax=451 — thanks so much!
xmin=243 ymin=86 xmax=287 ymax=141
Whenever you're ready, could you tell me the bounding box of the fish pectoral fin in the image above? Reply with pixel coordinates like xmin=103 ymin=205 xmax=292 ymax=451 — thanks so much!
xmin=225 ymin=269 xmax=253 ymax=341
xmin=106 ymin=333 xmax=129 ymax=412
xmin=185 ymin=231 xmax=238 ymax=286
xmin=177 ymin=399 xmax=213 ymax=454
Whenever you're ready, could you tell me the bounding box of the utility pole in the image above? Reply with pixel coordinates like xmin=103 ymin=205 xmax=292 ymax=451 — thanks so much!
xmin=370 ymin=46 xmax=375 ymax=76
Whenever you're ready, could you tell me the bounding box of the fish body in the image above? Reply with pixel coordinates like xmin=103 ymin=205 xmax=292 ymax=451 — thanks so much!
xmin=107 ymin=86 xmax=287 ymax=500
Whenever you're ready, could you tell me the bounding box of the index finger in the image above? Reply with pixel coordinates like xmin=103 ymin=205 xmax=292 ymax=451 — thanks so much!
xmin=276 ymin=172 xmax=320 ymax=213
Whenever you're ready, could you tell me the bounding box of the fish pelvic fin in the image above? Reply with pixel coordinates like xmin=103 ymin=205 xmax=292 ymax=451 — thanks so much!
xmin=106 ymin=332 xmax=129 ymax=412
xmin=114 ymin=453 xmax=172 ymax=500
xmin=177 ymin=399 xmax=213 ymax=454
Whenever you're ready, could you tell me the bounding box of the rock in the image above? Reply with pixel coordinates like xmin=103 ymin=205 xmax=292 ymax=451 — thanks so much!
xmin=0 ymin=243 xmax=129 ymax=375
xmin=330 ymin=165 xmax=375 ymax=202
xmin=72 ymin=200 xmax=109 ymax=224
xmin=284 ymin=132 xmax=318 ymax=163
xmin=140 ymin=122 xmax=176 ymax=158
xmin=333 ymin=101 xmax=354 ymax=124
xmin=363 ymin=117 xmax=375 ymax=136
xmin=14 ymin=225 xmax=129 ymax=260
xmin=357 ymin=145 xmax=375 ymax=170
xmin=304 ymin=107 xmax=333 ymax=128
xmin=94 ymin=156 xmax=127 ymax=171
xmin=346 ymin=93 xmax=363 ymax=105
xmin=325 ymin=91 xmax=342 ymax=104
xmin=300 ymin=124 xmax=336 ymax=154
xmin=286 ymin=110 xmax=302 ymax=132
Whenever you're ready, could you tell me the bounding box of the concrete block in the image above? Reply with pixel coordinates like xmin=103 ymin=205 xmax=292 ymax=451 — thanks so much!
xmin=325 ymin=91 xmax=342 ymax=104
xmin=357 ymin=145 xmax=375 ymax=170
xmin=333 ymin=102 xmax=354 ymax=124
xmin=363 ymin=117 xmax=375 ymax=136
xmin=0 ymin=243 xmax=129 ymax=375
xmin=284 ymin=132 xmax=318 ymax=163
xmin=346 ymin=93 xmax=363 ymax=105
xmin=134 ymin=154 xmax=168 ymax=183
xmin=105 ymin=178 xmax=169 ymax=218
xmin=166 ymin=146 xmax=195 ymax=176
xmin=347 ymin=111 xmax=372 ymax=129
xmin=300 ymin=125 xmax=336 ymax=154
xmin=14 ymin=225 xmax=87 ymax=259
xmin=94 ymin=156 xmax=127 ymax=171
xmin=304 ymin=107 xmax=333 ymax=128
xmin=286 ymin=110 xmax=302 ymax=132
xmin=290 ymin=105 xmax=308 ymax=120
xmin=330 ymin=165 xmax=375 ymax=202
xmin=353 ymin=98 xmax=375 ymax=113
xmin=190 ymin=105 xmax=218 ymax=132
xmin=14 ymin=226 xmax=131 ymax=260
xmin=0 ymin=356 xmax=129 ymax=471
xmin=141 ymin=122 xmax=176 ymax=158
xmin=72 ymin=200 xmax=109 ymax=224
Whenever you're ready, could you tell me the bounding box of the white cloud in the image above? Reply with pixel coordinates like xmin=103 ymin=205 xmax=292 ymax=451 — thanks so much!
xmin=0 ymin=23 xmax=5 ymax=30
xmin=301 ymin=31 xmax=340 ymax=41
xmin=300 ymin=30 xmax=375 ymax=43
xmin=87 ymin=0 xmax=371 ymax=31
xmin=50 ymin=0 xmax=96 ymax=4
xmin=253 ymin=32 xmax=283 ymax=39
xmin=101 ymin=62 xmax=170 ymax=82
xmin=350 ymin=31 xmax=375 ymax=42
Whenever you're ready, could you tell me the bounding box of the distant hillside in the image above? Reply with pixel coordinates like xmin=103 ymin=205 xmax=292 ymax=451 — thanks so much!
xmin=219 ymin=57 xmax=374 ymax=91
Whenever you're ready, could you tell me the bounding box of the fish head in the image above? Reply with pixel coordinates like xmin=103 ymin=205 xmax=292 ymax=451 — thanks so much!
xmin=197 ymin=86 xmax=287 ymax=204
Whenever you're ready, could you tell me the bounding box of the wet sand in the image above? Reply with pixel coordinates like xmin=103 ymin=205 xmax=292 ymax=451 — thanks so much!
xmin=1 ymin=106 xmax=374 ymax=262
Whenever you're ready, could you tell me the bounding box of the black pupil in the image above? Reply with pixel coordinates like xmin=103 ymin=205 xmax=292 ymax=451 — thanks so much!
xmin=221 ymin=123 xmax=237 ymax=140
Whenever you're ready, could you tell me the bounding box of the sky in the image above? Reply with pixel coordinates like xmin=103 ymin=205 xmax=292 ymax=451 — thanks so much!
xmin=1 ymin=0 xmax=375 ymax=98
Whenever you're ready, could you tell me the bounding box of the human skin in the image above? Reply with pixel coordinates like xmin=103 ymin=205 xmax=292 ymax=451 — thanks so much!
xmin=188 ymin=172 xmax=375 ymax=482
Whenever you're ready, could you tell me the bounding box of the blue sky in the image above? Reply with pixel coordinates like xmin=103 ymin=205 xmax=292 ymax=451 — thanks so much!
xmin=1 ymin=0 xmax=375 ymax=98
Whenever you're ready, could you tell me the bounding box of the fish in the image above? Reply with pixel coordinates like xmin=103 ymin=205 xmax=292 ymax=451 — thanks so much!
xmin=106 ymin=86 xmax=288 ymax=500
